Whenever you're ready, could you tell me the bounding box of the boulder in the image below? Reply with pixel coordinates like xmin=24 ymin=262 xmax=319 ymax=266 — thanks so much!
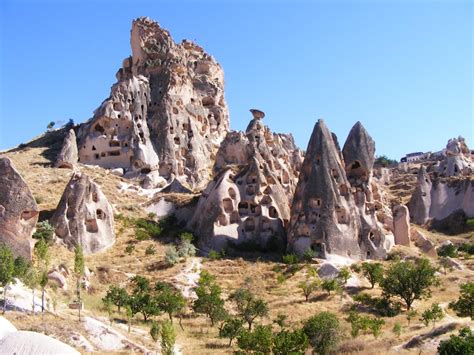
xmin=55 ymin=129 xmax=78 ymax=169
xmin=317 ymin=262 xmax=340 ymax=279
xmin=410 ymin=229 xmax=437 ymax=257
xmin=444 ymin=257 xmax=463 ymax=270
xmin=50 ymin=172 xmax=115 ymax=254
xmin=0 ymin=157 xmax=38 ymax=260
xmin=393 ymin=204 xmax=411 ymax=246
xmin=0 ymin=331 xmax=80 ymax=354
xmin=48 ymin=271 xmax=68 ymax=290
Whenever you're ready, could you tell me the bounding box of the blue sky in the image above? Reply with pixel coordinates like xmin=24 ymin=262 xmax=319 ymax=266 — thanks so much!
xmin=1 ymin=0 xmax=472 ymax=159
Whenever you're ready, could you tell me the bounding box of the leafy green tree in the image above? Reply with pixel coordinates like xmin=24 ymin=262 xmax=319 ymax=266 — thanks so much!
xmin=420 ymin=303 xmax=444 ymax=327
xmin=298 ymin=278 xmax=319 ymax=302
xmin=0 ymin=244 xmax=15 ymax=314
xmin=321 ymin=279 xmax=339 ymax=295
xmin=361 ymin=262 xmax=384 ymax=289
xmin=74 ymin=244 xmax=85 ymax=320
xmin=219 ymin=317 xmax=244 ymax=347
xmin=160 ymin=320 xmax=176 ymax=355
xmin=303 ymin=312 xmax=341 ymax=355
xmin=380 ymin=258 xmax=438 ymax=310
xmin=165 ymin=246 xmax=180 ymax=265
xmin=23 ymin=267 xmax=39 ymax=314
xmin=32 ymin=221 xmax=55 ymax=243
xmin=230 ymin=287 xmax=269 ymax=330
xmin=374 ymin=155 xmax=398 ymax=167
xmin=131 ymin=275 xmax=150 ymax=294
xmin=155 ymin=282 xmax=186 ymax=322
xmin=438 ymin=327 xmax=474 ymax=355
xmin=338 ymin=266 xmax=351 ymax=285
xmin=449 ymin=282 xmax=474 ymax=319
xmin=273 ymin=328 xmax=309 ymax=355
xmin=368 ymin=317 xmax=385 ymax=338
xmin=237 ymin=324 xmax=273 ymax=354
xmin=193 ymin=271 xmax=227 ymax=326
xmin=437 ymin=243 xmax=457 ymax=257
xmin=14 ymin=256 xmax=30 ymax=280
xmin=347 ymin=311 xmax=384 ymax=338
xmin=103 ymin=285 xmax=129 ymax=313
xmin=34 ymin=238 xmax=50 ymax=313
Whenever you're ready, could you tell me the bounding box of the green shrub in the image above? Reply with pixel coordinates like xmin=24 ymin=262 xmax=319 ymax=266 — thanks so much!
xmin=302 ymin=248 xmax=316 ymax=262
xmin=32 ymin=221 xmax=55 ymax=243
xmin=145 ymin=245 xmax=156 ymax=256
xmin=282 ymin=253 xmax=299 ymax=265
xmin=165 ymin=246 xmax=180 ymax=266
xmin=125 ymin=244 xmax=135 ymax=255
xmin=177 ymin=239 xmax=196 ymax=258
xmin=449 ymin=282 xmax=474 ymax=319
xmin=420 ymin=303 xmax=444 ymax=327
xmin=438 ymin=327 xmax=474 ymax=355
xmin=437 ymin=244 xmax=457 ymax=258
xmin=303 ymin=312 xmax=341 ymax=355
xmin=458 ymin=243 xmax=474 ymax=255
xmin=135 ymin=218 xmax=162 ymax=239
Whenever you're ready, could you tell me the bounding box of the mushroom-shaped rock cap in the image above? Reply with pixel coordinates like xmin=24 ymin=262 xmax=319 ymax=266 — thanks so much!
xmin=249 ymin=109 xmax=265 ymax=120
xmin=342 ymin=121 xmax=376 ymax=173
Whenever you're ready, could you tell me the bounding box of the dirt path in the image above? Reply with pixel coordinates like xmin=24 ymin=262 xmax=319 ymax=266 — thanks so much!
xmin=173 ymin=257 xmax=202 ymax=300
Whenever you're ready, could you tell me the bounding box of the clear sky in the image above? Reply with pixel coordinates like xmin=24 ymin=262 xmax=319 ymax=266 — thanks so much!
xmin=1 ymin=0 xmax=472 ymax=159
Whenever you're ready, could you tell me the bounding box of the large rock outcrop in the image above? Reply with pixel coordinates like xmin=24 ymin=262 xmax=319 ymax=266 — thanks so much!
xmin=287 ymin=120 xmax=393 ymax=260
xmin=189 ymin=110 xmax=302 ymax=251
xmin=437 ymin=137 xmax=472 ymax=177
xmin=0 ymin=158 xmax=38 ymax=260
xmin=50 ymin=172 xmax=115 ymax=254
xmin=55 ymin=129 xmax=78 ymax=169
xmin=407 ymin=166 xmax=432 ymax=225
xmin=78 ymin=17 xmax=230 ymax=189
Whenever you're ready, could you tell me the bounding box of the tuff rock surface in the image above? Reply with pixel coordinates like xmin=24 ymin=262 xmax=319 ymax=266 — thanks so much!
xmin=0 ymin=158 xmax=38 ymax=260
xmin=287 ymin=120 xmax=393 ymax=260
xmin=55 ymin=129 xmax=79 ymax=169
xmin=50 ymin=172 xmax=115 ymax=254
xmin=78 ymin=17 xmax=229 ymax=189
xmin=189 ymin=110 xmax=303 ymax=251
xmin=437 ymin=137 xmax=472 ymax=177
xmin=392 ymin=204 xmax=411 ymax=246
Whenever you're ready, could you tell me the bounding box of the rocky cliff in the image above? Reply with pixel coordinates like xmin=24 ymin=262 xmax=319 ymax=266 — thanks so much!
xmin=78 ymin=17 xmax=229 ymax=189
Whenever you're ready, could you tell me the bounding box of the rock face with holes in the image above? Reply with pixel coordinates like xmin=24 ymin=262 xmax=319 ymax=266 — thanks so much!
xmin=0 ymin=158 xmax=38 ymax=260
xmin=50 ymin=172 xmax=115 ymax=254
xmin=342 ymin=121 xmax=394 ymax=258
xmin=437 ymin=137 xmax=472 ymax=177
xmin=55 ymin=129 xmax=79 ymax=169
xmin=78 ymin=17 xmax=229 ymax=189
xmin=189 ymin=110 xmax=303 ymax=251
xmin=287 ymin=120 xmax=393 ymax=260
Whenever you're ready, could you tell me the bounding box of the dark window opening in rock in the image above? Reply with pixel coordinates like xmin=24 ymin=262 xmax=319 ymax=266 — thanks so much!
xmin=173 ymin=107 xmax=178 ymax=114
xmin=336 ymin=208 xmax=347 ymax=224
xmin=191 ymin=98 xmax=195 ymax=103
xmin=108 ymin=151 xmax=121 ymax=156
xmin=117 ymin=115 xmax=121 ymax=119
xmin=237 ymin=180 xmax=243 ymax=185
xmin=316 ymin=155 xmax=321 ymax=165
xmin=92 ymin=145 xmax=97 ymax=151
xmin=351 ymin=161 xmax=361 ymax=170
xmin=246 ymin=185 xmax=256 ymax=196
xmin=230 ymin=211 xmax=240 ymax=224
xmin=369 ymin=232 xmax=375 ymax=241
xmin=86 ymin=219 xmax=99 ymax=233
xmin=269 ymin=206 xmax=278 ymax=218
xmin=94 ymin=124 xmax=105 ymax=134
xmin=311 ymin=243 xmax=324 ymax=257
xmin=101 ymin=152 xmax=106 ymax=157
xmin=141 ymin=168 xmax=151 ymax=174
xmin=141 ymin=105 xmax=144 ymax=111
xmin=454 ymin=165 xmax=459 ymax=174
xmin=339 ymin=184 xmax=348 ymax=196
xmin=174 ymin=137 xmax=180 ymax=145
xmin=228 ymin=187 xmax=236 ymax=199
xmin=264 ymin=186 xmax=272 ymax=195
xmin=261 ymin=195 xmax=272 ymax=205
xmin=109 ymin=140 xmax=120 ymax=147
xmin=95 ymin=154 xmax=100 ymax=160
xmin=96 ymin=209 xmax=105 ymax=220
xmin=223 ymin=198 xmax=233 ymax=213
xmin=21 ymin=210 xmax=37 ymax=221
xmin=366 ymin=251 xmax=371 ymax=258
xmin=421 ymin=192 xmax=427 ymax=197
xmin=202 ymin=97 xmax=215 ymax=107
xmin=92 ymin=192 xmax=99 ymax=202
xmin=217 ymin=213 xmax=227 ymax=226
xmin=425 ymin=179 xmax=429 ymax=183
xmin=309 ymin=198 xmax=322 ymax=209
xmin=137 ymin=123 xmax=142 ymax=129
xmin=139 ymin=132 xmax=144 ymax=140
xmin=244 ymin=218 xmax=255 ymax=232
xmin=332 ymin=169 xmax=339 ymax=179
xmin=122 ymin=142 xmax=129 ymax=148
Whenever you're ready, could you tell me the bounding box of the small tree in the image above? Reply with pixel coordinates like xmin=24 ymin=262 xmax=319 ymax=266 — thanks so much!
xmin=103 ymin=285 xmax=129 ymax=313
xmin=230 ymin=287 xmax=269 ymax=330
xmin=155 ymin=282 xmax=186 ymax=323
xmin=406 ymin=309 xmax=418 ymax=326
xmin=303 ymin=312 xmax=341 ymax=355
xmin=32 ymin=221 xmax=55 ymax=243
xmin=273 ymin=328 xmax=309 ymax=355
xmin=369 ymin=317 xmax=385 ymax=338
xmin=381 ymin=258 xmax=438 ymax=310
xmin=393 ymin=322 xmax=402 ymax=338
xmin=449 ymin=282 xmax=473 ymax=319
xmin=361 ymin=262 xmax=384 ymax=289
xmin=321 ymin=279 xmax=339 ymax=296
xmin=160 ymin=320 xmax=176 ymax=355
xmin=219 ymin=317 xmax=244 ymax=347
xmin=0 ymin=244 xmax=15 ymax=314
xmin=150 ymin=321 xmax=160 ymax=349
xmin=438 ymin=327 xmax=474 ymax=355
xmin=299 ymin=278 xmax=319 ymax=302
xmin=420 ymin=303 xmax=444 ymax=327
xmin=126 ymin=304 xmax=133 ymax=333
xmin=34 ymin=238 xmax=50 ymax=313
xmin=337 ymin=267 xmax=351 ymax=285
xmin=74 ymin=244 xmax=85 ymax=321
xmin=193 ymin=271 xmax=227 ymax=326
xmin=165 ymin=246 xmax=180 ymax=266
xmin=237 ymin=324 xmax=273 ymax=354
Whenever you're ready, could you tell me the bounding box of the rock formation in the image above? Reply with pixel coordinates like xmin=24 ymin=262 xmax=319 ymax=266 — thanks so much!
xmin=50 ymin=172 xmax=115 ymax=254
xmin=78 ymin=17 xmax=229 ymax=189
xmin=189 ymin=110 xmax=302 ymax=251
xmin=407 ymin=166 xmax=432 ymax=225
xmin=287 ymin=120 xmax=393 ymax=260
xmin=55 ymin=129 xmax=78 ymax=169
xmin=0 ymin=158 xmax=38 ymax=260
xmin=437 ymin=137 xmax=472 ymax=177
xmin=392 ymin=204 xmax=411 ymax=246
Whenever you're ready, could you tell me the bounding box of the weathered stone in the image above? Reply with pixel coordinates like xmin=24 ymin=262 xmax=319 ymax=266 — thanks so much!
xmin=79 ymin=17 xmax=230 ymax=189
xmin=408 ymin=166 xmax=432 ymax=225
xmin=410 ymin=229 xmax=437 ymax=257
xmin=0 ymin=158 xmax=38 ymax=260
xmin=55 ymin=129 xmax=78 ymax=169
xmin=437 ymin=137 xmax=472 ymax=177
xmin=393 ymin=204 xmax=411 ymax=246
xmin=48 ymin=271 xmax=68 ymax=290
xmin=317 ymin=262 xmax=340 ymax=279
xmin=444 ymin=256 xmax=463 ymax=270
xmin=50 ymin=172 xmax=115 ymax=254
xmin=189 ymin=110 xmax=302 ymax=251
